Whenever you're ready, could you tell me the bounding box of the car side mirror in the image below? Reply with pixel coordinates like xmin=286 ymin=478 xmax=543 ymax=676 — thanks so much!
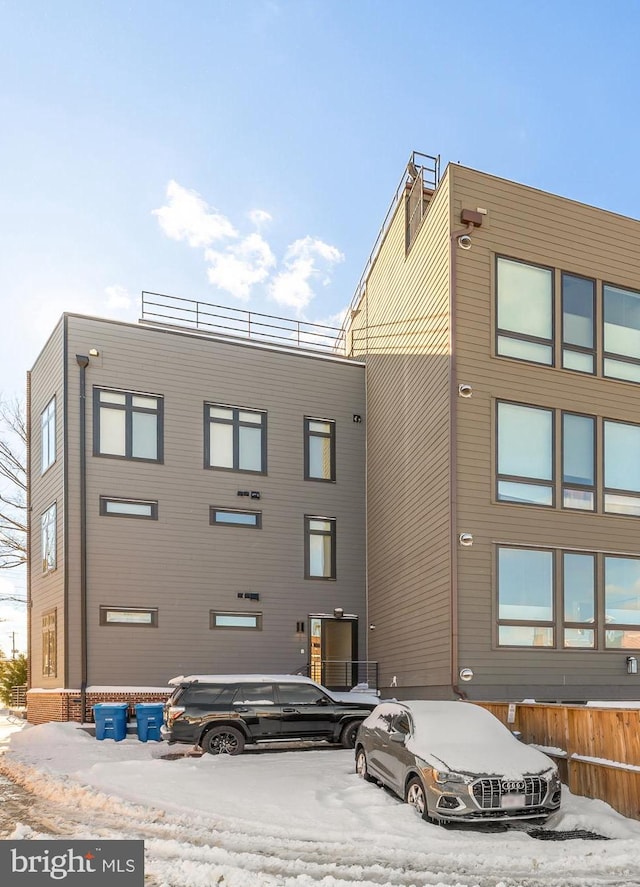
xmin=389 ymin=730 xmax=405 ymax=743
xmin=317 ymin=696 xmax=329 ymax=705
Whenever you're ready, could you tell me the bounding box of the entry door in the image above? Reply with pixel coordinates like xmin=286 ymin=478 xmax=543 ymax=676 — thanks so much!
xmin=309 ymin=616 xmax=358 ymax=690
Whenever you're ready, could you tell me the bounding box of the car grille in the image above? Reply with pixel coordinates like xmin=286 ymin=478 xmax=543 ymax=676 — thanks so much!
xmin=472 ymin=777 xmax=548 ymax=809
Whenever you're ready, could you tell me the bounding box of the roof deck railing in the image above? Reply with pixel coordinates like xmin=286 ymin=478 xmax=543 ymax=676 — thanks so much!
xmin=141 ymin=291 xmax=343 ymax=354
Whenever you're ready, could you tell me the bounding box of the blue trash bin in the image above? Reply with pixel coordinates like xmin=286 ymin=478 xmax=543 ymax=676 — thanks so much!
xmin=93 ymin=703 xmax=129 ymax=741
xmin=135 ymin=703 xmax=165 ymax=742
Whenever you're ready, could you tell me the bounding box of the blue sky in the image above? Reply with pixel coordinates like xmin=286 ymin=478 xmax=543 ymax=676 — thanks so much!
xmin=1 ymin=0 xmax=639 ymax=652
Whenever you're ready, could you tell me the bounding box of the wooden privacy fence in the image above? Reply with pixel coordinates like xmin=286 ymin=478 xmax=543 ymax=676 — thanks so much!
xmin=476 ymin=702 xmax=640 ymax=821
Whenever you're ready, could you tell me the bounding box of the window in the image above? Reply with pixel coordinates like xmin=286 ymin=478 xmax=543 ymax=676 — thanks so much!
xmin=305 ymin=516 xmax=336 ymax=579
xmin=42 ymin=609 xmax=57 ymax=677
xmin=276 ymin=683 xmax=329 ymax=705
xmin=41 ymin=397 xmax=56 ymax=473
xmin=603 ymin=284 xmax=640 ymax=383
xmin=304 ymin=418 xmax=335 ymax=481
xmin=232 ymin=684 xmax=275 ymax=705
xmin=210 ymin=612 xmax=262 ymax=630
xmin=497 ymin=547 xmax=554 ymax=647
xmin=94 ymin=389 xmax=163 ymax=462
xmin=496 ymin=256 xmax=553 ymax=365
xmin=209 ymin=507 xmax=262 ymax=528
xmin=497 ymin=402 xmax=553 ymax=506
xmin=604 ymin=557 xmax=640 ymax=648
xmin=562 ymin=413 xmax=595 ymax=510
xmin=205 ymin=404 xmax=266 ymax=473
xmin=100 ymin=497 xmax=158 ymax=519
xmin=562 ymin=273 xmax=595 ymax=373
xmin=563 ymin=554 xmax=595 ymax=648
xmin=41 ymin=503 xmax=56 ymax=572
xmin=604 ymin=420 xmax=640 ymax=516
xmin=99 ymin=607 xmax=158 ymax=626
xmin=497 ymin=546 xmax=640 ymax=650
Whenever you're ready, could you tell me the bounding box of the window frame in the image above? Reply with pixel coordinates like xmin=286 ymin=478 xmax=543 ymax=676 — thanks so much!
xmin=42 ymin=608 xmax=57 ymax=677
xmin=496 ymin=545 xmax=555 ymax=648
xmin=41 ymin=396 xmax=56 ymax=474
xmin=603 ymin=417 xmax=640 ymax=516
xmin=495 ymin=400 xmax=555 ymax=508
xmin=495 ymin=254 xmax=555 ymax=367
xmin=561 ymin=411 xmax=596 ymax=512
xmin=99 ymin=496 xmax=159 ymax=520
xmin=204 ymin=403 xmax=267 ymax=475
xmin=602 ymin=281 xmax=640 ymax=383
xmin=304 ymin=417 xmax=336 ymax=482
xmin=304 ymin=515 xmax=337 ymax=580
xmin=99 ymin=606 xmax=159 ymax=627
xmin=561 ymin=271 xmax=596 ymax=375
xmin=209 ymin=611 xmax=263 ymax=630
xmin=209 ymin=507 xmax=262 ymax=528
xmin=93 ymin=387 xmax=164 ymax=463
xmin=41 ymin=502 xmax=57 ymax=573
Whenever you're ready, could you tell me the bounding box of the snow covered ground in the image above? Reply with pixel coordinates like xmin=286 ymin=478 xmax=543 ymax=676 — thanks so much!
xmin=1 ymin=713 xmax=640 ymax=887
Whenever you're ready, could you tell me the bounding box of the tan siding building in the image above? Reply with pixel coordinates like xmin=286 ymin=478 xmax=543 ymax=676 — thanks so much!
xmin=28 ymin=154 xmax=640 ymax=720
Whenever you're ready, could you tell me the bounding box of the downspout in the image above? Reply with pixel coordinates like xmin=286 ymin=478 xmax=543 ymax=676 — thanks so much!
xmin=76 ymin=355 xmax=90 ymax=721
xmin=449 ymin=215 xmax=480 ymax=701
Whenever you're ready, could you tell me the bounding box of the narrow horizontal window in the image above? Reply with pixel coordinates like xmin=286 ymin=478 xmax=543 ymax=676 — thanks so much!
xmin=100 ymin=497 xmax=158 ymax=519
xmin=210 ymin=611 xmax=262 ymax=630
xmin=210 ymin=507 xmax=262 ymax=528
xmin=99 ymin=607 xmax=158 ymax=626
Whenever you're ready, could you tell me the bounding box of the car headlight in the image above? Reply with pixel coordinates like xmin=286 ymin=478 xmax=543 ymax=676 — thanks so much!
xmin=432 ymin=769 xmax=471 ymax=785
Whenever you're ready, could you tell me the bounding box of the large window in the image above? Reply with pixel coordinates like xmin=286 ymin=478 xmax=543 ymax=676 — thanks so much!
xmin=42 ymin=609 xmax=57 ymax=676
xmin=497 ymin=546 xmax=640 ymax=649
xmin=94 ymin=389 xmax=163 ymax=462
xmin=41 ymin=397 xmax=56 ymax=473
xmin=497 ymin=547 xmax=554 ymax=647
xmin=562 ymin=413 xmax=595 ymax=510
xmin=304 ymin=418 xmax=335 ymax=481
xmin=41 ymin=503 xmax=56 ymax=573
xmin=205 ymin=404 xmax=266 ymax=473
xmin=497 ymin=402 xmax=553 ymax=506
xmin=562 ymin=273 xmax=595 ymax=374
xmin=496 ymin=256 xmax=553 ymax=365
xmin=305 ymin=516 xmax=336 ymax=579
xmin=604 ymin=420 xmax=640 ymax=516
xmin=603 ymin=284 xmax=640 ymax=383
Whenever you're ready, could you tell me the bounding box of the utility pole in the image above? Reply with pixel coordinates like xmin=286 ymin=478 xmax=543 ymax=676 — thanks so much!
xmin=11 ymin=632 xmax=16 ymax=659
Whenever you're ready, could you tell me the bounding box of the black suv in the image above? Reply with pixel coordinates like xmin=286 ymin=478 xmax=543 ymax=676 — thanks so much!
xmin=162 ymin=674 xmax=378 ymax=755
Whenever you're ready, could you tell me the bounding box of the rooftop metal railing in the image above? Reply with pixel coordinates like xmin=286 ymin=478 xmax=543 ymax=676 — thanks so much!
xmin=141 ymin=291 xmax=343 ymax=354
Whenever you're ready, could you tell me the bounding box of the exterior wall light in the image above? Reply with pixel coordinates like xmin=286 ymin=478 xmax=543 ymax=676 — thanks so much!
xmin=627 ymin=656 xmax=638 ymax=675
xmin=334 ymin=607 xmax=344 ymax=618
xmin=459 ymin=667 xmax=474 ymax=682
xmin=458 ymin=234 xmax=472 ymax=250
xmin=459 ymin=533 xmax=473 ymax=547
xmin=458 ymin=383 xmax=473 ymax=398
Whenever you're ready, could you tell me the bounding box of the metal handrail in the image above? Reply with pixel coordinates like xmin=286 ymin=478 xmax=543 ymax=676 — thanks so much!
xmin=141 ymin=291 xmax=343 ymax=353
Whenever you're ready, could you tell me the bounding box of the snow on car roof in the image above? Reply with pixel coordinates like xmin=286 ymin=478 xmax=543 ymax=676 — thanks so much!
xmin=367 ymin=700 xmax=554 ymax=779
xmin=168 ymin=674 xmax=315 ymax=686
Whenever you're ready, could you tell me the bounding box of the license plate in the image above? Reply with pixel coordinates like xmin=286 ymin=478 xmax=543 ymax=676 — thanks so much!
xmin=502 ymin=793 xmax=525 ymax=809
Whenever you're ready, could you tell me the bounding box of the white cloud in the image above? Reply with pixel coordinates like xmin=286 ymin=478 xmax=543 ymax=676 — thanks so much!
xmin=105 ymin=285 xmax=132 ymax=311
xmin=205 ymin=234 xmax=276 ymax=301
xmin=269 ymin=236 xmax=344 ymax=313
xmin=248 ymin=209 xmax=272 ymax=227
xmin=153 ymin=181 xmax=237 ymax=247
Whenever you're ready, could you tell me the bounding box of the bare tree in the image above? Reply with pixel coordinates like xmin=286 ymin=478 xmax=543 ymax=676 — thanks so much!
xmin=0 ymin=398 xmax=27 ymax=586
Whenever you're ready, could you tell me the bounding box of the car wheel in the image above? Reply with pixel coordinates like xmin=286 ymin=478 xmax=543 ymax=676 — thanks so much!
xmin=405 ymin=776 xmax=429 ymax=819
xmin=355 ymin=748 xmax=375 ymax=782
xmin=202 ymin=725 xmax=245 ymax=756
xmin=341 ymin=721 xmax=360 ymax=748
